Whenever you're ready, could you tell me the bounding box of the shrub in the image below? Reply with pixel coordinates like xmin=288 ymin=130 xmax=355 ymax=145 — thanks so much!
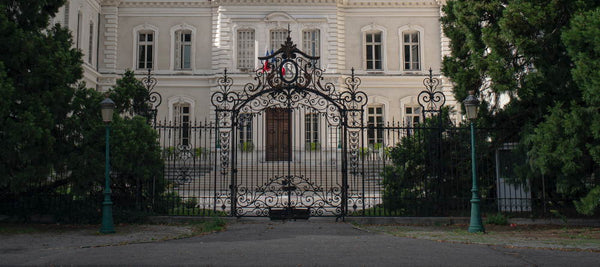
xmin=485 ymin=213 xmax=508 ymax=225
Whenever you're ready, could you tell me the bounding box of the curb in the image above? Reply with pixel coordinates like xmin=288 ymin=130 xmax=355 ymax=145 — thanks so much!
xmin=147 ymin=216 xmax=600 ymax=226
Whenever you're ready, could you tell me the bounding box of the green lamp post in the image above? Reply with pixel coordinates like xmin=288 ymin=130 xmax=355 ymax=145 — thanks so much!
xmin=464 ymin=91 xmax=484 ymax=233
xmin=100 ymin=97 xmax=116 ymax=234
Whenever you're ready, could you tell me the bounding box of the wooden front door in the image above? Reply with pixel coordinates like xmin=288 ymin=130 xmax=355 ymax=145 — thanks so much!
xmin=265 ymin=108 xmax=291 ymax=161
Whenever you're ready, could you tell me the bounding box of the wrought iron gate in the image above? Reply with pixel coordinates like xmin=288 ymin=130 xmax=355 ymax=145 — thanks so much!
xmin=211 ymin=34 xmax=367 ymax=217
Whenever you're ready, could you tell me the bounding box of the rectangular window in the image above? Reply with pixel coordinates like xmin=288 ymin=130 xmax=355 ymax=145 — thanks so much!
xmin=303 ymin=29 xmax=320 ymax=68
xmin=270 ymin=29 xmax=288 ymax=51
xmin=403 ymin=32 xmax=420 ymax=70
xmin=404 ymin=106 xmax=422 ymax=127
xmin=175 ymin=31 xmax=192 ymax=70
xmin=237 ymin=30 xmax=255 ymax=70
xmin=63 ymin=2 xmax=70 ymax=26
xmin=239 ymin=114 xmax=253 ymax=145
xmin=76 ymin=12 xmax=82 ymax=49
xmin=174 ymin=104 xmax=191 ymax=146
xmin=138 ymin=33 xmax=154 ymax=69
xmin=367 ymin=106 xmax=384 ymax=146
xmin=305 ymin=114 xmax=319 ymax=149
xmin=88 ymin=22 xmax=94 ymax=64
xmin=302 ymin=30 xmax=320 ymax=57
xmin=366 ymin=32 xmax=382 ymax=70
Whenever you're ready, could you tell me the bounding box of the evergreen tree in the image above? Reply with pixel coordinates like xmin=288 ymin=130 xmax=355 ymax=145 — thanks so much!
xmin=109 ymin=70 xmax=152 ymax=120
xmin=442 ymin=0 xmax=600 ymax=215
xmin=0 ymin=0 xmax=82 ymax=191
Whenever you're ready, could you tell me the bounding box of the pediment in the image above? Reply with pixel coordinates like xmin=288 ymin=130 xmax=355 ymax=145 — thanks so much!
xmin=264 ymin=12 xmax=296 ymax=23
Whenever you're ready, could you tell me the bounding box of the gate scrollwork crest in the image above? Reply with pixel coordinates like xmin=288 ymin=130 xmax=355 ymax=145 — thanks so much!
xmin=211 ymin=31 xmax=368 ymax=217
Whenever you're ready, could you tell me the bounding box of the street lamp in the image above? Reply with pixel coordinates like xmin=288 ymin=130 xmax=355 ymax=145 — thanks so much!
xmin=464 ymin=91 xmax=484 ymax=233
xmin=100 ymin=97 xmax=116 ymax=234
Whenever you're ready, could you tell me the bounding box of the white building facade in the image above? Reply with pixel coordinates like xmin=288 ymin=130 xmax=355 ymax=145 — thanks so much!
xmin=53 ymin=0 xmax=474 ymax=217
xmin=56 ymin=0 xmax=456 ymax=127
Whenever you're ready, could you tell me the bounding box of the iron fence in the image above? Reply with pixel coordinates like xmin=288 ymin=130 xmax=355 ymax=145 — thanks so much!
xmin=150 ymin=119 xmax=566 ymax=218
xmin=0 ymin=120 xmax=583 ymax=221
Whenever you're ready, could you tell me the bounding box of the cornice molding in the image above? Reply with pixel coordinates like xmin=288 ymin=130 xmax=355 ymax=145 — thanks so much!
xmin=101 ymin=0 xmax=122 ymax=6
xmin=342 ymin=0 xmax=439 ymax=7
xmin=117 ymin=0 xmax=439 ymax=8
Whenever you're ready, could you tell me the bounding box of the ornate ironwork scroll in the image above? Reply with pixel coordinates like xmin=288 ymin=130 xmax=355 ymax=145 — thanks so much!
xmin=235 ymin=175 xmax=342 ymax=217
xmin=211 ymin=32 xmax=368 ymax=218
xmin=417 ymin=68 xmax=446 ymax=118
xmin=141 ymin=69 xmax=162 ymax=126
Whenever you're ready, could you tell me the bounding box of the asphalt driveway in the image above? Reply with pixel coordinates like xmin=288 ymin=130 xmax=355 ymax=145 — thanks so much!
xmin=2 ymin=220 xmax=599 ymax=266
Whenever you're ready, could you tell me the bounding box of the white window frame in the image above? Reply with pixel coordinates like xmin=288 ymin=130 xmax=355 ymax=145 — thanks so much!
xmin=239 ymin=113 xmax=253 ymax=146
xmin=168 ymin=96 xmax=195 ymax=146
xmin=302 ymin=29 xmax=320 ymax=68
xmin=132 ymin=24 xmax=159 ymax=71
xmin=404 ymin=106 xmax=422 ymax=127
xmin=63 ymin=1 xmax=70 ymax=27
xmin=305 ymin=113 xmax=320 ymax=147
xmin=176 ymin=30 xmax=192 ymax=70
xmin=302 ymin=29 xmax=320 ymax=57
xmin=170 ymin=24 xmax=196 ymax=71
xmin=236 ymin=28 xmax=256 ymax=71
xmin=399 ymin=25 xmax=425 ymax=72
xmin=76 ymin=11 xmax=82 ymax=49
xmin=270 ymin=28 xmax=288 ymax=51
xmin=137 ymin=32 xmax=154 ymax=70
xmin=361 ymin=24 xmax=387 ymax=71
xmin=168 ymin=96 xmax=196 ymax=124
xmin=174 ymin=103 xmax=191 ymax=146
xmin=367 ymin=106 xmax=385 ymax=147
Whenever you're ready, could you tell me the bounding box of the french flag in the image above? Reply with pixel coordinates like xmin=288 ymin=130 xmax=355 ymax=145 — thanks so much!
xmin=262 ymin=50 xmax=271 ymax=72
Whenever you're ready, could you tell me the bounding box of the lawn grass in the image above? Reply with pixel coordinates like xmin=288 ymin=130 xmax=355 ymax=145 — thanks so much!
xmin=168 ymin=207 xmax=228 ymax=216
xmin=187 ymin=217 xmax=227 ymax=235
xmin=359 ymin=224 xmax=600 ymax=251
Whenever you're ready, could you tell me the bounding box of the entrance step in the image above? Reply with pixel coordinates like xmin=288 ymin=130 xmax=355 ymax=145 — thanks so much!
xmin=269 ymin=207 xmax=310 ymax=220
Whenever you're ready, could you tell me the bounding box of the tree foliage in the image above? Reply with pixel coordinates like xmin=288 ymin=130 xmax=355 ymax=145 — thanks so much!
xmin=381 ymin=110 xmax=499 ymax=216
xmin=110 ymin=70 xmax=152 ymax=120
xmin=0 ymin=0 xmax=82 ymax=191
xmin=0 ymin=1 xmax=165 ymax=221
xmin=442 ymin=0 xmax=600 ymax=215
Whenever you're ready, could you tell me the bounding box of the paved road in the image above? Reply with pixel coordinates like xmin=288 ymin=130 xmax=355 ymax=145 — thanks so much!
xmin=2 ymin=220 xmax=599 ymax=266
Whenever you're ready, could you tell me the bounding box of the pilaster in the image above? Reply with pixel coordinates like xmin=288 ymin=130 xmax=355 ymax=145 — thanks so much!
xmin=98 ymin=0 xmax=121 ymax=91
xmin=334 ymin=5 xmax=346 ymax=73
xmin=212 ymin=6 xmax=232 ymax=72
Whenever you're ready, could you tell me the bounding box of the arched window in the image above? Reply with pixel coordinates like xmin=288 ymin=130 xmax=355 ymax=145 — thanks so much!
xmin=133 ymin=24 xmax=159 ymax=70
xmin=170 ymin=24 xmax=196 ymax=71
xmin=175 ymin=30 xmax=192 ymax=69
xmin=399 ymin=25 xmax=424 ymax=71
xmin=168 ymin=96 xmax=195 ymax=146
xmin=362 ymin=24 xmax=387 ymax=71
xmin=138 ymin=32 xmax=154 ymax=69
xmin=367 ymin=106 xmax=384 ymax=146
xmin=365 ymin=95 xmax=390 ymax=148
xmin=403 ymin=106 xmax=422 ymax=127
